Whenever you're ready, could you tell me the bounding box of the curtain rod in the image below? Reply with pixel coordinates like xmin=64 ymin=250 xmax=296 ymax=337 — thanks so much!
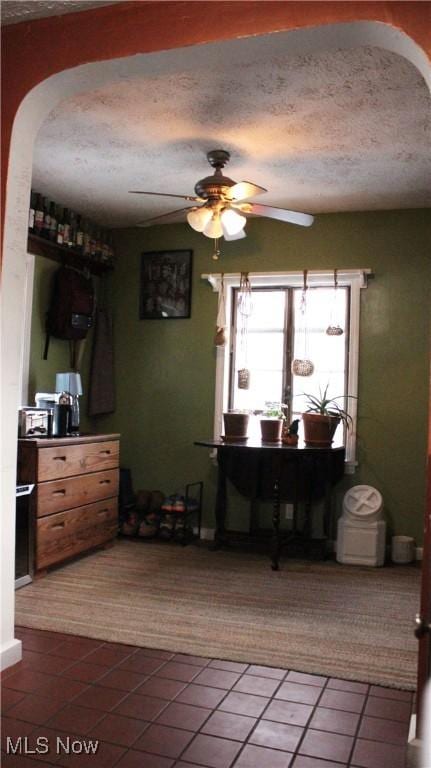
xmin=201 ymin=269 xmax=373 ymax=290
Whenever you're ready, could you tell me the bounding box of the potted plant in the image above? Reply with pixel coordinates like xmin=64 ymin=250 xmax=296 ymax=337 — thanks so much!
xmin=223 ymin=410 xmax=250 ymax=441
xmin=259 ymin=402 xmax=287 ymax=443
xmin=302 ymin=386 xmax=353 ymax=447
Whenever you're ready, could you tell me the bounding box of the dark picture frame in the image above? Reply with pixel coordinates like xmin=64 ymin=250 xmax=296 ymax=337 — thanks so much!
xmin=139 ymin=250 xmax=193 ymax=319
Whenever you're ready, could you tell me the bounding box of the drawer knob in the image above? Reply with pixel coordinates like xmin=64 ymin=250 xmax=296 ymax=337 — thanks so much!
xmin=52 ymin=489 xmax=66 ymax=496
xmin=51 ymin=522 xmax=65 ymax=530
xmin=98 ymin=509 xmax=109 ymax=515
xmin=99 ymin=479 xmax=111 ymax=485
xmin=100 ymin=450 xmax=111 ymax=456
xmin=53 ymin=456 xmax=66 ymax=462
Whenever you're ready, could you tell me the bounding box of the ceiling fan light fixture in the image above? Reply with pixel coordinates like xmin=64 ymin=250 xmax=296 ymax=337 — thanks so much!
xmin=203 ymin=212 xmax=224 ymax=239
xmin=220 ymin=207 xmax=247 ymax=237
xmin=187 ymin=206 xmax=212 ymax=232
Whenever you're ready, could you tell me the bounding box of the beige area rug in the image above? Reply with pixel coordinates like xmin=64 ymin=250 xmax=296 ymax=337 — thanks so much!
xmin=16 ymin=540 xmax=420 ymax=689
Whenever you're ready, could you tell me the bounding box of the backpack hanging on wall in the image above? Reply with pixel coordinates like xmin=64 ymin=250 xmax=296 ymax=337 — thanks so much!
xmin=44 ymin=265 xmax=95 ymax=365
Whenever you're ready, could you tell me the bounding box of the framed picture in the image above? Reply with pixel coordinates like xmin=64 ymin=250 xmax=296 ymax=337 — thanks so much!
xmin=139 ymin=250 xmax=193 ymax=319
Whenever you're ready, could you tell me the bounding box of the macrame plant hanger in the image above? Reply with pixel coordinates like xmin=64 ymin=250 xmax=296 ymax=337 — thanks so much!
xmin=326 ymin=268 xmax=344 ymax=336
xmin=237 ymin=272 xmax=253 ymax=389
xmin=291 ymin=269 xmax=314 ymax=377
xmin=214 ymin=273 xmax=227 ymax=347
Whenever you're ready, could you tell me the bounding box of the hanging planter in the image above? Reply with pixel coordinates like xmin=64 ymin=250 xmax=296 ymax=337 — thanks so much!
xmin=326 ymin=269 xmax=344 ymax=336
xmin=214 ymin=273 xmax=227 ymax=346
xmin=237 ymin=272 xmax=253 ymax=390
xmin=291 ymin=269 xmax=314 ymax=377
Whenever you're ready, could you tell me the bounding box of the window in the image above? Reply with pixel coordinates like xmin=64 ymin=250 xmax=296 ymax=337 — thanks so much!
xmin=205 ymin=270 xmax=370 ymax=470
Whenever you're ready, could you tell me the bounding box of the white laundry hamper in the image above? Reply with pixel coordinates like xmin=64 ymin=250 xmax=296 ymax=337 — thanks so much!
xmin=336 ymin=485 xmax=386 ymax=566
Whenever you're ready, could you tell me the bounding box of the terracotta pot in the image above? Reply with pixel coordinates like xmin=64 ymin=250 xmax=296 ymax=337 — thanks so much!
xmin=302 ymin=412 xmax=340 ymax=447
xmin=223 ymin=412 xmax=249 ymax=440
xmin=260 ymin=418 xmax=283 ymax=443
xmin=282 ymin=433 xmax=298 ymax=446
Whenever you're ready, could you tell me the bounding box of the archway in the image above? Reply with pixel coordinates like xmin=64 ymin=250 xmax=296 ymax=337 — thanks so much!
xmin=1 ymin=5 xmax=430 ymax=676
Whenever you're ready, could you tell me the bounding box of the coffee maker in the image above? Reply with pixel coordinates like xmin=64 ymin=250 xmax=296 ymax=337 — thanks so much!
xmin=55 ymin=372 xmax=83 ymax=434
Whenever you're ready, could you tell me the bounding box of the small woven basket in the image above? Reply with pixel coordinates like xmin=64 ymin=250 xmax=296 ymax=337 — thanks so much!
xmin=326 ymin=325 xmax=344 ymax=336
xmin=238 ymin=368 xmax=251 ymax=389
xmin=291 ymin=358 xmax=314 ymax=377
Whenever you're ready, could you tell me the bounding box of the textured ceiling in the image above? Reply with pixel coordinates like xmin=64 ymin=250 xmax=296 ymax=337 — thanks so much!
xmin=32 ymin=31 xmax=431 ymax=228
xmin=1 ymin=1 xmax=119 ymax=25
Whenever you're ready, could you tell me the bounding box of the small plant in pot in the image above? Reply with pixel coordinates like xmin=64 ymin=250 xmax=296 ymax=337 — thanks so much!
xmin=302 ymin=386 xmax=353 ymax=447
xmin=222 ymin=410 xmax=250 ymax=441
xmin=259 ymin=402 xmax=287 ymax=443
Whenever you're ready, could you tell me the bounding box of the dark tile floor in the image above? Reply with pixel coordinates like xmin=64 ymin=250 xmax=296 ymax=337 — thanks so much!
xmin=1 ymin=626 xmax=413 ymax=768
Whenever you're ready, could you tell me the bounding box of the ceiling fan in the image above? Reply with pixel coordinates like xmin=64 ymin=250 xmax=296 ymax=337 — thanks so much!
xmin=129 ymin=149 xmax=314 ymax=250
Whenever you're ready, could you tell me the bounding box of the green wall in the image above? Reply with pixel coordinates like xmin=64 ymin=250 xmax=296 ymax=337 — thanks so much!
xmin=29 ymin=211 xmax=431 ymax=543
xmin=28 ymin=255 xmax=96 ymax=433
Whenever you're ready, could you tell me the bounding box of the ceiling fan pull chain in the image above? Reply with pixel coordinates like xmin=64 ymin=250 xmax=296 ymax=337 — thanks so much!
xmin=212 ymin=238 xmax=221 ymax=261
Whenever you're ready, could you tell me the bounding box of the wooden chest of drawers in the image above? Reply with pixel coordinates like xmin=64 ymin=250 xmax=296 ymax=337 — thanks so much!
xmin=18 ymin=434 xmax=120 ymax=574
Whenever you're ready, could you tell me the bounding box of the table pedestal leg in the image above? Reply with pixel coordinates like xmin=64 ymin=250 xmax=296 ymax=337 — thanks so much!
xmin=271 ymin=480 xmax=281 ymax=570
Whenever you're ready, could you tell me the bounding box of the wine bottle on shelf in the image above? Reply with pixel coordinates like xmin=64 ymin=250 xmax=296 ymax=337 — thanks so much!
xmin=28 ymin=190 xmax=36 ymax=233
xmin=89 ymin=226 xmax=96 ymax=260
xmin=101 ymin=230 xmax=110 ymax=263
xmin=95 ymin=228 xmax=102 ymax=262
xmin=75 ymin=215 xmax=84 ymax=253
xmin=111 ymin=232 xmax=116 ymax=263
xmin=83 ymin=219 xmax=91 ymax=258
xmin=48 ymin=201 xmax=57 ymax=241
xmin=56 ymin=207 xmax=65 ymax=245
xmin=34 ymin=193 xmax=44 ymax=236
xmin=42 ymin=198 xmax=51 ymax=239
xmin=68 ymin=210 xmax=76 ymax=248
xmin=63 ymin=208 xmax=71 ymax=246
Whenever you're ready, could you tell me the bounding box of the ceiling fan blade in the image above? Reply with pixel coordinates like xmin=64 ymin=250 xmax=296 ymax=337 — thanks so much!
xmin=223 ymin=229 xmax=246 ymax=241
xmin=136 ymin=206 xmax=194 ymax=227
xmin=227 ymin=181 xmax=267 ymax=202
xmin=246 ymin=203 xmax=314 ymax=227
xmin=129 ymin=190 xmax=203 ymax=202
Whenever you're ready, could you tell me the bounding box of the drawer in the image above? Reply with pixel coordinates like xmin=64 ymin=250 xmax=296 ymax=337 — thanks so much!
xmin=36 ymin=498 xmax=118 ymax=570
xmin=37 ymin=440 xmax=119 ymax=482
xmin=36 ymin=468 xmax=119 ymax=517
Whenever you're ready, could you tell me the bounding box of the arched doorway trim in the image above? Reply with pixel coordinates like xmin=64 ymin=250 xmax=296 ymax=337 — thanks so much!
xmin=1 ymin=15 xmax=430 ymax=669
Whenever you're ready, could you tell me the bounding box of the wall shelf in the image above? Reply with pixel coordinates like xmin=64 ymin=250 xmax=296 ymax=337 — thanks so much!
xmin=27 ymin=233 xmax=113 ymax=275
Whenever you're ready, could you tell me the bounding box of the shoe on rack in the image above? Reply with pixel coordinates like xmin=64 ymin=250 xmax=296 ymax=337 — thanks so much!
xmin=172 ymin=495 xmax=186 ymax=514
xmin=161 ymin=495 xmax=175 ymax=513
xmin=121 ymin=511 xmax=139 ymax=536
xmin=138 ymin=517 xmax=158 ymax=538
xmin=159 ymin=514 xmax=175 ymax=539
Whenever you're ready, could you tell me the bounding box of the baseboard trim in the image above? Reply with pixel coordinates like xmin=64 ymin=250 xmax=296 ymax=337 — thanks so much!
xmin=1 ymin=638 xmax=22 ymax=672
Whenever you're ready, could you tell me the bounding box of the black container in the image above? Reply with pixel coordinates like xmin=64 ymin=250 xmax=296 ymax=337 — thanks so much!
xmin=52 ymin=403 xmax=70 ymax=436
